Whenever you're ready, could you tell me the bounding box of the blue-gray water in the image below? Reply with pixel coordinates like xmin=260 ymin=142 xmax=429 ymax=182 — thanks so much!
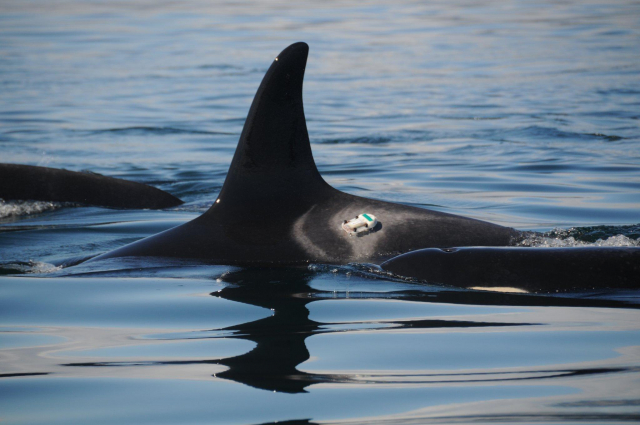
xmin=1 ymin=1 xmax=640 ymax=424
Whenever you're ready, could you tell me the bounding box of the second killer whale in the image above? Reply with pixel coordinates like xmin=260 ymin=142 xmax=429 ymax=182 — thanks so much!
xmin=0 ymin=163 xmax=183 ymax=210
xmin=92 ymin=42 xmax=639 ymax=290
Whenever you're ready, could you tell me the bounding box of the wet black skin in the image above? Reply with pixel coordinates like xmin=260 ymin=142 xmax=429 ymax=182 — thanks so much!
xmin=0 ymin=163 xmax=183 ymax=209
xmin=90 ymin=42 xmax=639 ymax=291
xmin=382 ymin=246 xmax=640 ymax=292
xmin=93 ymin=42 xmax=520 ymax=265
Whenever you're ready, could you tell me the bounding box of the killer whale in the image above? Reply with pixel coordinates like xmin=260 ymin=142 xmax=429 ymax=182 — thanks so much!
xmin=381 ymin=246 xmax=640 ymax=292
xmin=93 ymin=42 xmax=521 ymax=265
xmin=0 ymin=163 xmax=183 ymax=209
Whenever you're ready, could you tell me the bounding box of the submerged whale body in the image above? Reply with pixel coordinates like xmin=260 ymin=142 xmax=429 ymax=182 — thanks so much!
xmin=94 ymin=42 xmax=520 ymax=264
xmin=382 ymin=246 xmax=640 ymax=292
xmin=0 ymin=163 xmax=183 ymax=209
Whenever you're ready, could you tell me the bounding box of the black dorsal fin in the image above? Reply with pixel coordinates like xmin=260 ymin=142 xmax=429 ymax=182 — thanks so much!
xmin=208 ymin=42 xmax=330 ymax=216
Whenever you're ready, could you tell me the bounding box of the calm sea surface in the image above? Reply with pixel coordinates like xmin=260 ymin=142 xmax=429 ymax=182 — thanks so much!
xmin=1 ymin=1 xmax=640 ymax=423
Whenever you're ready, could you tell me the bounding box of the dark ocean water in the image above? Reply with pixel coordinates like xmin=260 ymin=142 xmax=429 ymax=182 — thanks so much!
xmin=1 ymin=1 xmax=640 ymax=423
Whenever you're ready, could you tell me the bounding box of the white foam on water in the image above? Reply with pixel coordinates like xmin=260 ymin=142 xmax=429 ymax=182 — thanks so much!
xmin=0 ymin=199 xmax=67 ymax=219
xmin=2 ymin=260 xmax=62 ymax=274
xmin=27 ymin=261 xmax=62 ymax=274
xmin=519 ymin=229 xmax=640 ymax=248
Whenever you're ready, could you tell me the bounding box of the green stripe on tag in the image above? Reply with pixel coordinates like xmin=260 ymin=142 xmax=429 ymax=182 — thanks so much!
xmin=362 ymin=214 xmax=373 ymax=222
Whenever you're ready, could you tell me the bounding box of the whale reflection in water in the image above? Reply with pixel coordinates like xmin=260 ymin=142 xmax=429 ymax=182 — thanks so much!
xmin=58 ymin=266 xmax=640 ymax=395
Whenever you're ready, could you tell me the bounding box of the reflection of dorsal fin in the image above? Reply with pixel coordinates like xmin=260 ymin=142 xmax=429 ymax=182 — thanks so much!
xmin=211 ymin=42 xmax=330 ymax=215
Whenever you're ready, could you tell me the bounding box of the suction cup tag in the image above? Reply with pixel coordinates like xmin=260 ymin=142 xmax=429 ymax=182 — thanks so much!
xmin=341 ymin=213 xmax=377 ymax=236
